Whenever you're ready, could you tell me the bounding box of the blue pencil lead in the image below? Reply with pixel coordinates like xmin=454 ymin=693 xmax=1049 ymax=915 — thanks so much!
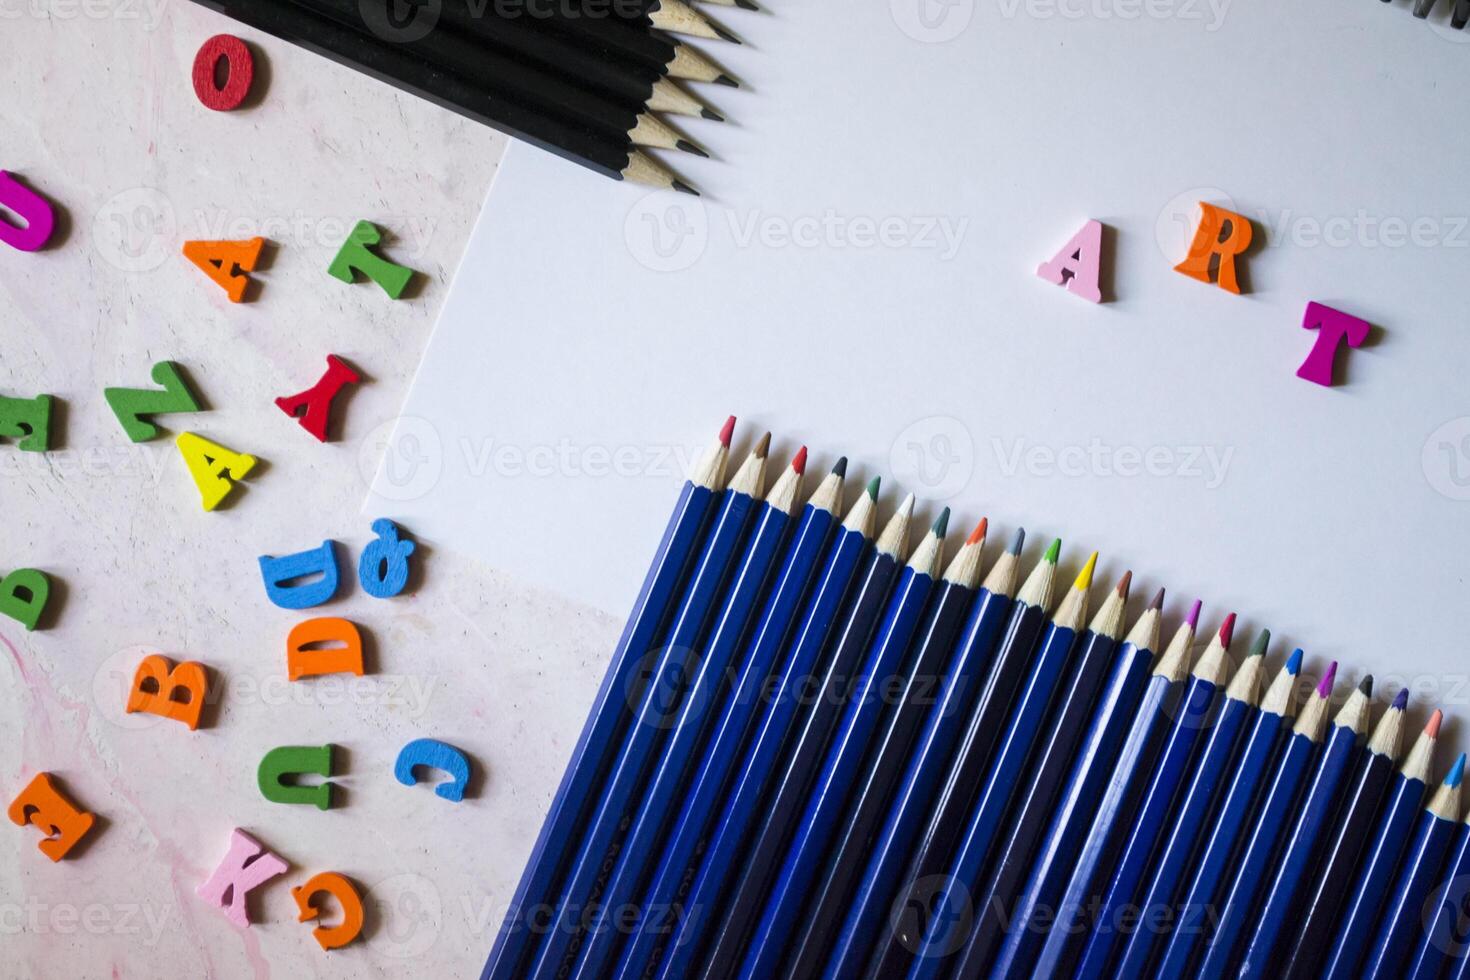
xmin=1449 ymin=754 xmax=1466 ymax=788
xmin=1391 ymin=688 xmax=1409 ymax=711
xmin=1286 ymin=648 xmax=1304 ymax=675
xmin=1008 ymin=527 xmax=1025 ymax=555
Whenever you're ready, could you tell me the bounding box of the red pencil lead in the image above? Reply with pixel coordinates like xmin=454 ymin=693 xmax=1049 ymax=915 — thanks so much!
xmin=966 ymin=517 xmax=988 ymax=546
xmin=791 ymin=447 xmax=808 ymax=475
xmin=718 ymin=415 xmax=736 ymax=447
xmin=1116 ymin=570 xmax=1132 ymax=599
xmin=1427 ymin=709 xmax=1444 ymax=738
xmin=1218 ymin=612 xmax=1237 ymax=649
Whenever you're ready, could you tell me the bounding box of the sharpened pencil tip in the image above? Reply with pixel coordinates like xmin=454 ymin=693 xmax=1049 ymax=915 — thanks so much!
xmin=1358 ymin=675 xmax=1374 ymax=697
xmin=865 ymin=476 xmax=880 ymax=500
xmin=1043 ymin=538 xmax=1061 ymax=564
xmin=931 ymin=508 xmax=950 ymax=537
xmin=896 ymin=493 xmax=916 ymax=517
xmin=1148 ymin=587 xmax=1165 ymax=611
xmin=1218 ymin=612 xmax=1237 ymax=649
xmin=719 ymin=416 xmax=736 ymax=447
xmin=1008 ymin=528 xmax=1025 ymax=555
xmin=1428 ymin=709 xmax=1445 ymax=738
xmin=701 ymin=107 xmax=726 ymax=122
xmin=1449 ymin=754 xmax=1466 ymax=788
xmin=1116 ymin=570 xmax=1132 ymax=599
xmin=1286 ymin=648 xmax=1304 ymax=675
xmin=1073 ymin=551 xmax=1098 ymax=591
xmin=672 ymin=179 xmax=700 ymax=196
xmin=714 ymin=74 xmax=740 ymax=88
xmin=752 ymin=432 xmax=770 ymax=458
xmin=676 ymin=139 xmax=709 ymax=158
xmin=791 ymin=447 xmax=807 ymax=475
xmin=1247 ymin=628 xmax=1270 ymax=659
xmin=830 ymin=456 xmax=848 ymax=478
xmin=1392 ymin=688 xmax=1409 ymax=711
xmin=1317 ymin=661 xmax=1338 ymax=698
xmin=966 ymin=518 xmax=987 ymax=547
xmin=735 ymin=0 xmax=759 ymax=8
xmin=1186 ymin=600 xmax=1202 ymax=631
xmin=713 ymin=24 xmax=743 ymax=43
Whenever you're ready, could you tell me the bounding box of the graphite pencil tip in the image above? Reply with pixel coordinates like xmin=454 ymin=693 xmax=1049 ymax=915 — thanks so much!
xmin=1218 ymin=612 xmax=1237 ymax=649
xmin=754 ymin=432 xmax=771 ymax=458
xmin=1043 ymin=538 xmax=1061 ymax=564
xmin=1186 ymin=600 xmax=1202 ymax=631
xmin=865 ymin=476 xmax=881 ymax=500
xmin=966 ymin=518 xmax=988 ymax=546
xmin=701 ymin=106 xmax=727 ymax=122
xmin=791 ymin=447 xmax=808 ymax=475
xmin=676 ymin=139 xmax=710 ymax=158
xmin=1427 ymin=709 xmax=1445 ymax=737
xmin=1450 ymin=754 xmax=1467 ymax=788
xmin=1392 ymin=688 xmax=1410 ymax=710
xmin=713 ymin=23 xmax=743 ymax=43
xmin=1074 ymin=551 xmax=1098 ymax=591
xmin=1358 ymin=675 xmax=1374 ymax=697
xmin=1008 ymin=528 xmax=1025 ymax=555
xmin=714 ymin=74 xmax=740 ymax=87
xmin=1116 ymin=570 xmax=1132 ymax=599
xmin=734 ymin=0 xmax=759 ymax=8
xmin=1286 ymin=648 xmax=1304 ymax=674
xmin=672 ymin=179 xmax=700 ymax=196
xmin=1317 ymin=661 xmax=1339 ymax=698
xmin=1247 ymin=629 xmax=1270 ymax=659
xmin=719 ymin=416 xmax=737 ymax=447
xmin=932 ymin=508 xmax=951 ymax=537
xmin=1148 ymin=587 xmax=1165 ymax=611
xmin=831 ymin=456 xmax=848 ymax=478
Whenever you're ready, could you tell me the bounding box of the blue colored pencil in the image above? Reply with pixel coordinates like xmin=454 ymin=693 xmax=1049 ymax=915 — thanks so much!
xmin=946 ymin=599 xmax=1188 ymax=980
xmin=525 ymin=439 xmax=773 ymax=978
xmin=983 ymin=604 xmax=1200 ymax=978
xmin=1027 ymin=614 xmax=1228 ymax=978
xmin=859 ymin=540 xmax=1063 ymax=980
xmin=1075 ymin=615 xmax=1243 ymax=978
xmin=481 ymin=419 xmax=733 ymax=980
xmin=1318 ymin=709 xmax=1439 ymax=980
xmin=680 ymin=497 xmax=919 ymax=980
xmin=736 ymin=512 xmax=957 ymax=979
xmin=1414 ymin=811 xmax=1470 ymax=980
xmin=1114 ymin=628 xmax=1275 ymax=978
xmin=567 ymin=457 xmax=844 ymax=980
xmin=781 ymin=519 xmax=999 ymax=980
xmin=1153 ymin=648 xmax=1303 ymax=977
xmin=900 ymin=558 xmax=1124 ymax=980
xmin=638 ymin=486 xmax=890 ymax=980
xmin=817 ymin=529 xmax=1025 ymax=980
xmin=1194 ymin=663 xmax=1338 ymax=980
xmin=1360 ymin=754 xmax=1466 ymax=979
xmin=1235 ymin=677 xmax=1378 ymax=978
xmin=1280 ymin=689 xmax=1411 ymax=979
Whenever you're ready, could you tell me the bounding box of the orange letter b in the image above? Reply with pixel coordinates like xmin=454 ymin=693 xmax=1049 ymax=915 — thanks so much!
xmin=126 ymin=654 xmax=209 ymax=730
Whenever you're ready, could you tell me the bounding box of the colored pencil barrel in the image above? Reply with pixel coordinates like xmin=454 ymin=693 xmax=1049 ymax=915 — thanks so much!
xmin=737 ymin=516 xmax=952 ymax=978
xmin=1407 ymin=819 xmax=1470 ymax=980
xmin=688 ymin=502 xmax=913 ymax=979
xmin=779 ymin=523 xmax=989 ymax=979
xmin=860 ymin=543 xmax=1062 ymax=980
xmin=569 ymin=465 xmax=839 ymax=980
xmin=636 ymin=488 xmax=880 ymax=980
xmin=524 ymin=448 xmax=767 ymax=977
xmin=478 ymin=425 xmax=728 ymax=980
xmin=820 ymin=536 xmax=1025 ymax=980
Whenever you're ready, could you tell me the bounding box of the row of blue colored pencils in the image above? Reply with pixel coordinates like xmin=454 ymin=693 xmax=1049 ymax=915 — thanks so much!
xmin=479 ymin=418 xmax=1470 ymax=980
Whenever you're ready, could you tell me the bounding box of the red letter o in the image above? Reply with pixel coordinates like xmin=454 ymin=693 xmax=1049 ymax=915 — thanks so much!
xmin=192 ymin=35 xmax=255 ymax=112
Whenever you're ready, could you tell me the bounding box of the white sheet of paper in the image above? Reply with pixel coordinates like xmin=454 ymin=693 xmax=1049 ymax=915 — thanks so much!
xmin=368 ymin=1 xmax=1470 ymax=696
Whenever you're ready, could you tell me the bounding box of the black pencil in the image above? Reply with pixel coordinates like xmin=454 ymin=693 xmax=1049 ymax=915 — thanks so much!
xmin=439 ymin=1 xmax=726 ymax=119
xmin=295 ymin=0 xmax=708 ymax=156
xmin=695 ymin=497 xmax=917 ymax=979
xmin=778 ymin=518 xmax=991 ymax=979
xmin=188 ymin=0 xmax=698 ymax=190
xmin=559 ymin=0 xmax=742 ymax=43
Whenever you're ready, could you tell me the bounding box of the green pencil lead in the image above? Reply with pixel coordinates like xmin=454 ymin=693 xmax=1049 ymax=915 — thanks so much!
xmin=1043 ymin=538 xmax=1061 ymax=564
xmin=931 ymin=508 xmax=951 ymax=537
xmin=1248 ymin=628 xmax=1270 ymax=659
xmin=865 ymin=476 xmax=881 ymax=500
